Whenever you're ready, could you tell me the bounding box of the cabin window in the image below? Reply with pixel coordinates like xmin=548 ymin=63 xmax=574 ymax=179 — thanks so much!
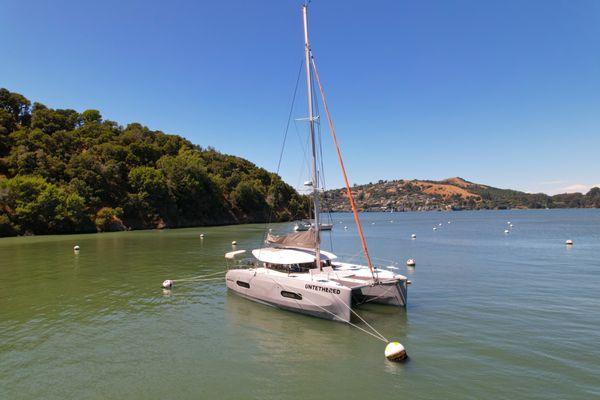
xmin=266 ymin=263 xmax=293 ymax=273
xmin=281 ymin=291 xmax=302 ymax=300
xmin=298 ymin=262 xmax=314 ymax=272
xmin=236 ymin=280 xmax=250 ymax=288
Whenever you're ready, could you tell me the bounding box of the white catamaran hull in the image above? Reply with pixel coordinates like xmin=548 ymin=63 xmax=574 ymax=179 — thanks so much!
xmin=332 ymin=262 xmax=408 ymax=306
xmin=226 ymin=267 xmax=407 ymax=323
xmin=226 ymin=269 xmax=353 ymax=322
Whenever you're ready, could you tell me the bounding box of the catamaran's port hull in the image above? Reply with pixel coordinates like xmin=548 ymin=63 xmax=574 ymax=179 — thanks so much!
xmin=230 ymin=290 xmax=348 ymax=321
xmin=226 ymin=269 xmax=353 ymax=322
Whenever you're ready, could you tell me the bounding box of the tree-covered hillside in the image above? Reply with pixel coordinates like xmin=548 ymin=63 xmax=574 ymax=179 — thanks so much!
xmin=0 ymin=88 xmax=309 ymax=236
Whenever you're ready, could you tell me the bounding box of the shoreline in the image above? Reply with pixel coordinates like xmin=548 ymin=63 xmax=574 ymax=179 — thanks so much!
xmin=1 ymin=208 xmax=596 ymax=240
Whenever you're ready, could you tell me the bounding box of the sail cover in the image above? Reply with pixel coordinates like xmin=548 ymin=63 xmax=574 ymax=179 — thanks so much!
xmin=266 ymin=230 xmax=316 ymax=250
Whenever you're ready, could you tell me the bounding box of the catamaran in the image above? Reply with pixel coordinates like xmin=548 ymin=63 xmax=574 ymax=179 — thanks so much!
xmin=225 ymin=4 xmax=408 ymax=323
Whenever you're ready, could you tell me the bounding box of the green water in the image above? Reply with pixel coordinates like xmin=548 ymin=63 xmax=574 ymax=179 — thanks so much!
xmin=1 ymin=210 xmax=599 ymax=399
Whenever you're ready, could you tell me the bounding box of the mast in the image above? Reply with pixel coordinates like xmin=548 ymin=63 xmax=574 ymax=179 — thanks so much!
xmin=302 ymin=4 xmax=321 ymax=270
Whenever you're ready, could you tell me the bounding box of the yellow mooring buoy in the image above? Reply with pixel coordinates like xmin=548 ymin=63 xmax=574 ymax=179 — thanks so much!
xmin=385 ymin=341 xmax=407 ymax=362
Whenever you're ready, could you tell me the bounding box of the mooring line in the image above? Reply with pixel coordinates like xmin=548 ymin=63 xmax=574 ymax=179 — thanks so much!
xmin=172 ymin=270 xmax=226 ymax=283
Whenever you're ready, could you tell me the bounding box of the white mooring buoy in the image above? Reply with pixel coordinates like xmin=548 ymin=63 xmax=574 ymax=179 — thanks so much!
xmin=504 ymin=229 xmax=510 ymax=234
xmin=73 ymin=245 xmax=80 ymax=251
xmin=433 ymin=227 xmax=437 ymax=231
xmin=411 ymin=234 xmax=416 ymax=239
xmin=162 ymin=279 xmax=173 ymax=289
xmin=565 ymin=239 xmax=573 ymax=245
xmin=507 ymin=221 xmax=511 ymax=225
xmin=406 ymin=259 xmax=416 ymax=267
xmin=385 ymin=341 xmax=407 ymax=362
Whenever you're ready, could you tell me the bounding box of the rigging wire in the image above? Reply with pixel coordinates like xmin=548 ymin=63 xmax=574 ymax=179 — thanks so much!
xmin=261 ymin=58 xmax=304 ymax=243
xmin=275 ymin=59 xmax=305 ymax=175
xmin=310 ymin=59 xmax=335 ymax=252
xmin=310 ymin=53 xmax=378 ymax=280
xmin=293 ymin=119 xmax=311 ymax=196
xmin=292 ymin=119 xmax=313 ymax=221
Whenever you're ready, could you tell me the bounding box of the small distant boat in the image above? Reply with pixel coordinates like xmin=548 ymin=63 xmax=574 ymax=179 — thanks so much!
xmin=319 ymin=223 xmax=333 ymax=231
xmin=294 ymin=221 xmax=309 ymax=231
xmin=294 ymin=220 xmax=333 ymax=231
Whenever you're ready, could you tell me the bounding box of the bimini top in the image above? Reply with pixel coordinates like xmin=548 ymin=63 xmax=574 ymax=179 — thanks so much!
xmin=252 ymin=247 xmax=337 ymax=264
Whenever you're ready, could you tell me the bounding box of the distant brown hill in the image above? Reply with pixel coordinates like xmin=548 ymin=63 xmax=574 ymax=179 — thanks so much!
xmin=322 ymin=177 xmax=600 ymax=211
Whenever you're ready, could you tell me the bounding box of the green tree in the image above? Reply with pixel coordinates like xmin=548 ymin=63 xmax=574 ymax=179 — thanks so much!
xmin=156 ymin=148 xmax=232 ymax=225
xmin=0 ymin=88 xmax=31 ymax=129
xmin=31 ymin=103 xmax=80 ymax=134
xmin=231 ymin=180 xmax=267 ymax=215
xmin=94 ymin=207 xmax=125 ymax=232
xmin=81 ymin=109 xmax=102 ymax=124
xmin=0 ymin=175 xmax=88 ymax=234
xmin=585 ymin=187 xmax=600 ymax=208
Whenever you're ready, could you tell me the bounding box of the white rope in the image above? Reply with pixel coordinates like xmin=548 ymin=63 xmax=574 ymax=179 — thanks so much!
xmin=300 ymin=292 xmax=389 ymax=343
xmin=260 ymin=271 xmax=389 ymax=343
xmin=370 ymin=256 xmax=400 ymax=266
xmin=320 ymin=273 xmax=388 ymax=341
xmin=172 ymin=270 xmax=226 ymax=283
xmin=342 ymin=300 xmax=389 ymax=342
xmin=184 ymin=276 xmax=225 ymax=282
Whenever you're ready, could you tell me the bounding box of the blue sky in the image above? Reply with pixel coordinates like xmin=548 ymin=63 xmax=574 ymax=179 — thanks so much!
xmin=2 ymin=0 xmax=599 ymax=194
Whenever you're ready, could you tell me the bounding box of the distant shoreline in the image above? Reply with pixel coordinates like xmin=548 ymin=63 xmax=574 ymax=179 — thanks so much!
xmin=322 ymin=178 xmax=600 ymax=212
xmin=2 ymin=208 xmax=597 ymax=240
xmin=325 ymin=206 xmax=599 ymax=213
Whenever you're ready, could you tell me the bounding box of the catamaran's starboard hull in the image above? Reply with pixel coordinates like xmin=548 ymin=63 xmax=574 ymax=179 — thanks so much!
xmin=226 ymin=269 xmax=353 ymax=322
xmin=351 ymin=281 xmax=407 ymax=306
